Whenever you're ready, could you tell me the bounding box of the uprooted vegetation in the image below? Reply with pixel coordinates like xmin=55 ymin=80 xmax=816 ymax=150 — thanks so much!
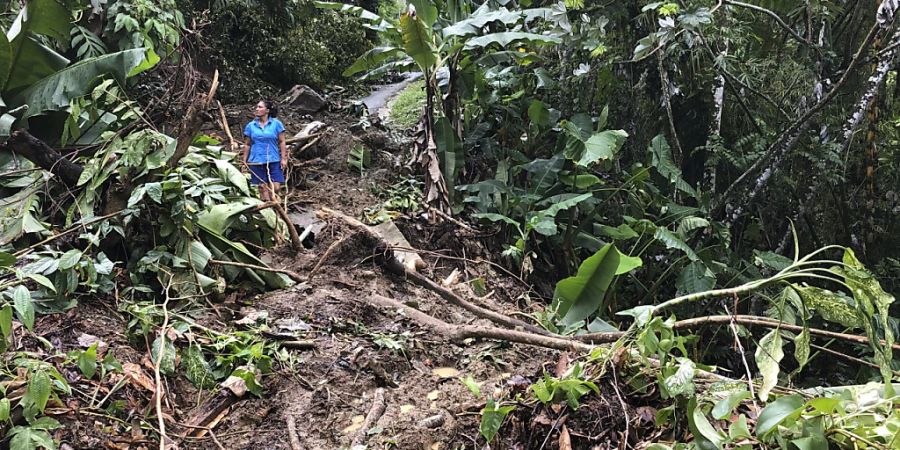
xmin=1 ymin=0 xmax=900 ymax=449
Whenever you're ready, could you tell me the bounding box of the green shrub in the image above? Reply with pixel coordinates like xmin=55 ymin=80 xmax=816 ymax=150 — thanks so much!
xmin=179 ymin=0 xmax=373 ymax=101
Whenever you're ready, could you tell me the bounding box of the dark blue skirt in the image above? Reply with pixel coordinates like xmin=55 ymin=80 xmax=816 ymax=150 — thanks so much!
xmin=248 ymin=162 xmax=285 ymax=185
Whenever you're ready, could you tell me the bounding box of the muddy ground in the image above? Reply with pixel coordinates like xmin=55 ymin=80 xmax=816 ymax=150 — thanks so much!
xmin=20 ymin=94 xmax=638 ymax=450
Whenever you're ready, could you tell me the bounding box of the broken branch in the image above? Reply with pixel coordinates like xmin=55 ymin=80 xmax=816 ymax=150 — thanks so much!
xmin=3 ymin=130 xmax=84 ymax=187
xmin=208 ymin=259 xmax=304 ymax=283
xmin=320 ymin=207 xmax=549 ymax=335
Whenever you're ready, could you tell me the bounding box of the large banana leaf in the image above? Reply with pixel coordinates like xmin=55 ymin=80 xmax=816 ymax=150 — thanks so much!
xmin=4 ymin=37 xmax=69 ymax=92
xmin=6 ymin=0 xmax=72 ymax=44
xmin=0 ymin=32 xmax=11 ymax=91
xmin=434 ymin=116 xmax=462 ymax=196
xmin=555 ymin=244 xmax=639 ymax=325
xmin=443 ymin=8 xmax=552 ymax=38
xmin=343 ymin=46 xmax=404 ymax=77
xmin=400 ymin=12 xmax=437 ymax=71
xmin=13 ymin=48 xmax=147 ymax=120
xmin=464 ymin=32 xmax=561 ymax=50
xmin=4 ymin=0 xmax=73 ymax=92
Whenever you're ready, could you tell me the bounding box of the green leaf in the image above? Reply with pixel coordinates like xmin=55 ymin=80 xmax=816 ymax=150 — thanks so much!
xmin=408 ymin=0 xmax=438 ymax=26
xmin=58 ymin=249 xmax=82 ymax=270
xmin=528 ymin=100 xmax=551 ymax=127
xmin=754 ymin=329 xmax=784 ymax=401
xmin=559 ymin=173 xmax=601 ymax=189
xmin=0 ymin=251 xmax=15 ymax=267
xmin=78 ymin=343 xmax=98 ymax=379
xmin=0 ymin=304 xmax=12 ymax=338
xmin=794 ymin=286 xmax=863 ymax=328
xmin=600 ymin=223 xmax=638 ymax=240
xmin=791 ymin=435 xmax=828 ymax=450
xmin=461 ymin=375 xmax=481 ymax=397
xmin=14 ymin=49 xmax=148 ymax=121
xmin=687 ymin=397 xmax=724 ymax=449
xmin=538 ymin=193 xmax=593 ymax=218
xmin=794 ymin=325 xmax=810 ymax=371
xmin=435 ymin=116 xmax=463 ymax=195
xmin=662 ymin=358 xmax=696 ymax=398
xmin=343 ymin=46 xmax=403 ymax=77
xmin=27 ymin=273 xmax=56 ymax=293
xmin=213 ymin=159 xmax=250 ymax=196
xmin=151 ymin=335 xmax=177 ymax=376
xmin=464 ymin=31 xmax=561 ymax=49
xmin=13 ymin=286 xmax=34 ymax=330
xmin=480 ymin=403 xmax=515 ymax=443
xmin=648 ymin=134 xmax=696 ymax=197
xmin=756 ymin=395 xmax=804 ymax=436
xmin=614 ymin=249 xmax=642 ymax=275
xmin=728 ymin=415 xmax=751 ymax=440
xmin=0 ymin=397 xmax=9 ymax=422
xmin=555 ymin=244 xmax=620 ymax=325
xmin=473 ymin=213 xmax=520 ymax=228
xmin=676 ymin=261 xmax=716 ymax=294
xmin=531 ymin=379 xmax=551 ymax=403
xmin=712 ymin=390 xmax=750 ymax=420
xmin=577 ymin=130 xmax=627 ymax=167
xmin=840 ymin=248 xmax=895 ymax=389
xmin=399 ymin=12 xmax=436 ymax=71
xmin=654 ymin=227 xmax=699 ymax=260
xmin=189 ymin=240 xmax=212 ymax=271
xmin=184 ymin=344 xmax=216 ymax=389
xmin=27 ymin=369 xmax=52 ymax=415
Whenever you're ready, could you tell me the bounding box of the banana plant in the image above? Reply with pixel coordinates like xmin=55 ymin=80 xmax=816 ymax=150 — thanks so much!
xmin=0 ymin=0 xmax=153 ymax=141
xmin=316 ymin=0 xmax=566 ymax=213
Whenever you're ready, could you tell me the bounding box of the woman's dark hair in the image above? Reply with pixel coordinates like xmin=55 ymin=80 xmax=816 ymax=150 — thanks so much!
xmin=262 ymin=99 xmax=279 ymax=118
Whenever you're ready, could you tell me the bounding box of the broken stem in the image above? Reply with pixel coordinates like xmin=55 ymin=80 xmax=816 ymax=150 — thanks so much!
xmin=208 ymin=259 xmax=304 ymax=283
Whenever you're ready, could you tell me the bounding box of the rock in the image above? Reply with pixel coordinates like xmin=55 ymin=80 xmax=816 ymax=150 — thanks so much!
xmin=284 ymin=85 xmax=326 ymax=114
xmin=77 ymin=333 xmax=108 ymax=354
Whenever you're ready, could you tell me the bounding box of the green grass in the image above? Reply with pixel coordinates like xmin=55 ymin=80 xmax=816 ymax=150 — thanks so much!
xmin=388 ymin=80 xmax=426 ymax=129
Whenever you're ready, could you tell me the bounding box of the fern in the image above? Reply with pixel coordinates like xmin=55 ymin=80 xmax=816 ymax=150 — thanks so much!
xmin=70 ymin=25 xmax=107 ymax=59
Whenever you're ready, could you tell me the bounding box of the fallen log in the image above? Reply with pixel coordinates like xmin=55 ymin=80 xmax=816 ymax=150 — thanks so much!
xmin=320 ymin=207 xmax=549 ymax=336
xmin=170 ymin=70 xmax=220 ymax=169
xmin=3 ymin=130 xmax=84 ymax=187
xmin=366 ymin=294 xmax=592 ymax=352
xmin=286 ymin=121 xmax=327 ymax=145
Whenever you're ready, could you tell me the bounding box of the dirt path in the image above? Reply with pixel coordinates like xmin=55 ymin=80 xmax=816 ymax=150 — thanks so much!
xmin=33 ymin=93 xmax=570 ymax=449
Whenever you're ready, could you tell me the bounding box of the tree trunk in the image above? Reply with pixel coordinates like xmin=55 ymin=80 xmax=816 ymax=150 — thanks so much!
xmin=4 ymin=130 xmax=84 ymax=187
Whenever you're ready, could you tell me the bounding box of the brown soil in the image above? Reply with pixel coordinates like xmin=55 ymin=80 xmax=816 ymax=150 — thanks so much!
xmin=20 ymin=104 xmax=635 ymax=450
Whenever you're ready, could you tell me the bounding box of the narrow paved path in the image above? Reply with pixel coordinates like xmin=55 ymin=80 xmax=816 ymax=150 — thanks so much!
xmin=359 ymin=72 xmax=423 ymax=114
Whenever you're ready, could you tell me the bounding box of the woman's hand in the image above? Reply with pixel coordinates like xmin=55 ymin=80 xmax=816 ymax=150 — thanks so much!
xmin=280 ymin=158 xmax=288 ymax=171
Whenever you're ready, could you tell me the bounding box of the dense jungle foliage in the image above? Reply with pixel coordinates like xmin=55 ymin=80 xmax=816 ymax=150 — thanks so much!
xmin=0 ymin=0 xmax=898 ymax=448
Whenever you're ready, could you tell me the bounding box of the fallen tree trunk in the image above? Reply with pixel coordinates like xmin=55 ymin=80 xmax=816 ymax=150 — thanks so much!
xmin=367 ymin=294 xmax=593 ymax=352
xmin=320 ymin=207 xmax=549 ymax=336
xmin=4 ymin=130 xmax=84 ymax=187
xmin=169 ymin=70 xmax=220 ymax=169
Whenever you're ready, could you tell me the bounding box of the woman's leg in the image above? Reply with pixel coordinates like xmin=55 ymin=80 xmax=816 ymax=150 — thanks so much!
xmin=271 ymin=182 xmax=281 ymax=200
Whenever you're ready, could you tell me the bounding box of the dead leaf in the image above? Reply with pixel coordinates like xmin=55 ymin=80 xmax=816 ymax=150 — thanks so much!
xmin=342 ymin=415 xmax=366 ymax=434
xmin=400 ymin=404 xmax=415 ymax=414
xmin=559 ymin=424 xmax=572 ymax=450
xmin=432 ymin=367 xmax=459 ymax=378
xmin=555 ymin=352 xmax=569 ymax=377
xmin=427 ymin=390 xmax=440 ymax=401
xmin=122 ymin=363 xmax=156 ymax=393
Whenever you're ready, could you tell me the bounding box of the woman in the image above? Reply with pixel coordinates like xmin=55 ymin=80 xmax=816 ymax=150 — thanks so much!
xmin=242 ymin=100 xmax=288 ymax=201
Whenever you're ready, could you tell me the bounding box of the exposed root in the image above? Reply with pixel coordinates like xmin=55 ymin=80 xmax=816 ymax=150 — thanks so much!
xmin=320 ymin=207 xmax=548 ymax=335
xmin=366 ymin=294 xmax=593 ymax=352
xmin=351 ymin=388 xmax=387 ymax=447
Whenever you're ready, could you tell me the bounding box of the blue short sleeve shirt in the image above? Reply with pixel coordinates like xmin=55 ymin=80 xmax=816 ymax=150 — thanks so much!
xmin=244 ymin=118 xmax=285 ymax=163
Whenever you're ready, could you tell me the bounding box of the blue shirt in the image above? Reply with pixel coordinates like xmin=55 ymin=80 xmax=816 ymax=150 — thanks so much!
xmin=244 ymin=118 xmax=285 ymax=164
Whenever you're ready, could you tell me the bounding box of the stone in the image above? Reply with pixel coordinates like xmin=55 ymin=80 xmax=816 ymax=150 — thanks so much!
xmin=284 ymin=85 xmax=326 ymax=114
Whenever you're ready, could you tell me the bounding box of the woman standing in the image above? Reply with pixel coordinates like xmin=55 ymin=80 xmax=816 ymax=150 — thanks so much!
xmin=242 ymin=100 xmax=288 ymax=201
